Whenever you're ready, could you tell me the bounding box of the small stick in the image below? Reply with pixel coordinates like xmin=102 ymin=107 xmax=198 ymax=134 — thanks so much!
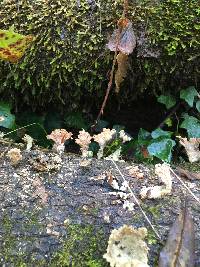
xmin=111 ymin=159 xmax=161 ymax=240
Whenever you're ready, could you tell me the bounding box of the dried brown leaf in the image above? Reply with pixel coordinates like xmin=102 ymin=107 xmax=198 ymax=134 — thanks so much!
xmin=175 ymin=167 xmax=200 ymax=181
xmin=107 ymin=20 xmax=136 ymax=55
xmin=159 ymin=206 xmax=195 ymax=267
xmin=115 ymin=52 xmax=128 ymax=93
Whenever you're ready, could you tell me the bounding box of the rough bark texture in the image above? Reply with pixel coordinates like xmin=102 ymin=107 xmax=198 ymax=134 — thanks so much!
xmin=0 ymin=140 xmax=200 ymax=266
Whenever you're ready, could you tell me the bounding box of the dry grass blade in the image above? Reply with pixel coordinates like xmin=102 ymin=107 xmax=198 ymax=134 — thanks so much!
xmin=170 ymin=167 xmax=200 ymax=205
xmin=159 ymin=204 xmax=195 ymax=267
xmin=111 ymin=160 xmax=161 ymax=240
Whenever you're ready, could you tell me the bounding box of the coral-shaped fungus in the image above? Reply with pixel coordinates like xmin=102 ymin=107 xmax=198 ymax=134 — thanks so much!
xmin=22 ymin=134 xmax=34 ymax=151
xmin=47 ymin=129 xmax=73 ymax=154
xmin=140 ymin=163 xmax=172 ymax=199
xmin=75 ymin=129 xmax=92 ymax=157
xmin=7 ymin=148 xmax=22 ymax=165
xmin=119 ymin=130 xmax=132 ymax=143
xmin=103 ymin=225 xmax=149 ymax=267
xmin=178 ymin=136 xmax=200 ymax=163
xmin=93 ymin=128 xmax=116 ymax=159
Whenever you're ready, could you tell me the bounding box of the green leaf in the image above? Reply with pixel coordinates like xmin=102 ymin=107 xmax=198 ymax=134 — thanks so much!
xmin=64 ymin=112 xmax=88 ymax=130
xmin=147 ymin=138 xmax=176 ymax=162
xmin=138 ymin=128 xmax=150 ymax=141
xmin=44 ymin=112 xmax=62 ymax=133
xmin=180 ymin=115 xmax=200 ymax=137
xmin=16 ymin=112 xmax=49 ymax=147
xmin=0 ymin=102 xmax=15 ymax=129
xmin=151 ymin=128 xmax=172 ymax=139
xmin=196 ymin=100 xmax=200 ymax=112
xmin=165 ymin=118 xmax=173 ymax=127
xmin=0 ymin=28 xmax=34 ymax=63
xmin=180 ymin=86 xmax=199 ymax=107
xmin=113 ymin=124 xmax=125 ymax=133
xmin=93 ymin=120 xmax=109 ymax=133
xmin=157 ymin=94 xmax=176 ymax=109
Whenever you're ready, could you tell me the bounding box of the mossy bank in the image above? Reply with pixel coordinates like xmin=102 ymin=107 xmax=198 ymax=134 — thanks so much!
xmin=0 ymin=0 xmax=199 ymax=112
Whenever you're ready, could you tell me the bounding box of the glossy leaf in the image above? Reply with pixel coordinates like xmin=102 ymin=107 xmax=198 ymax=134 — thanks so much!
xmin=138 ymin=128 xmax=150 ymax=141
xmin=157 ymin=94 xmax=176 ymax=109
xmin=64 ymin=112 xmax=88 ymax=130
xmin=16 ymin=112 xmax=49 ymax=147
xmin=0 ymin=28 xmax=34 ymax=63
xmin=151 ymin=128 xmax=172 ymax=139
xmin=147 ymin=138 xmax=176 ymax=162
xmin=180 ymin=86 xmax=198 ymax=107
xmin=159 ymin=206 xmax=195 ymax=267
xmin=93 ymin=120 xmax=109 ymax=133
xmin=44 ymin=112 xmax=62 ymax=133
xmin=0 ymin=102 xmax=15 ymax=129
xmin=180 ymin=115 xmax=200 ymax=137
xmin=196 ymin=100 xmax=200 ymax=112
xmin=113 ymin=124 xmax=125 ymax=133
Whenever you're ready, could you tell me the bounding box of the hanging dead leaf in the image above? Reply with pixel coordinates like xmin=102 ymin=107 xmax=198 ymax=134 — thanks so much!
xmin=175 ymin=167 xmax=200 ymax=181
xmin=0 ymin=28 xmax=34 ymax=63
xmin=107 ymin=19 xmax=136 ymax=55
xmin=115 ymin=52 xmax=128 ymax=93
xmin=159 ymin=205 xmax=195 ymax=267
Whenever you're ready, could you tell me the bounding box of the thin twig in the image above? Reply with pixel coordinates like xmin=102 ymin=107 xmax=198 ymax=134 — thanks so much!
xmin=123 ymin=0 xmax=129 ymax=18
xmin=93 ymin=0 xmax=129 ymax=127
xmin=157 ymin=102 xmax=181 ymax=129
xmin=170 ymin=167 xmax=200 ymax=205
xmin=3 ymin=122 xmax=47 ymax=137
xmin=111 ymin=159 xmax=161 ymax=240
xmin=94 ymin=48 xmax=118 ymax=124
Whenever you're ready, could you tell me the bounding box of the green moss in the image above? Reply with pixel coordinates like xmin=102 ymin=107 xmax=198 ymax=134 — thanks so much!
xmin=0 ymin=213 xmax=46 ymax=266
xmin=176 ymin=162 xmax=200 ymax=173
xmin=50 ymin=223 xmax=109 ymax=267
xmin=147 ymin=205 xmax=161 ymax=220
xmin=0 ymin=0 xmax=199 ymax=112
xmin=1 ymin=212 xmax=109 ymax=266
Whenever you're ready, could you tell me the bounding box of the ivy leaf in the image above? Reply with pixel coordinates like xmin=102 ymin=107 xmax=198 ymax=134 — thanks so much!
xmin=16 ymin=112 xmax=49 ymax=147
xmin=0 ymin=102 xmax=15 ymax=129
xmin=151 ymin=128 xmax=172 ymax=139
xmin=64 ymin=112 xmax=89 ymax=130
xmin=147 ymin=138 xmax=176 ymax=162
xmin=138 ymin=128 xmax=150 ymax=141
xmin=44 ymin=112 xmax=62 ymax=133
xmin=164 ymin=118 xmax=173 ymax=127
xmin=0 ymin=28 xmax=34 ymax=63
xmin=93 ymin=120 xmax=109 ymax=133
xmin=196 ymin=100 xmax=200 ymax=112
xmin=157 ymin=94 xmax=176 ymax=109
xmin=180 ymin=86 xmax=199 ymax=107
xmin=180 ymin=115 xmax=200 ymax=138
xmin=113 ymin=124 xmax=125 ymax=133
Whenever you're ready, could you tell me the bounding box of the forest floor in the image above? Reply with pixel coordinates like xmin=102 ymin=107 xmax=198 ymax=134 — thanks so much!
xmin=0 ymin=139 xmax=200 ymax=267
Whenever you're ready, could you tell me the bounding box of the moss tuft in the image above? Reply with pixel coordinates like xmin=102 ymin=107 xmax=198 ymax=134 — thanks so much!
xmin=50 ymin=223 xmax=109 ymax=267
